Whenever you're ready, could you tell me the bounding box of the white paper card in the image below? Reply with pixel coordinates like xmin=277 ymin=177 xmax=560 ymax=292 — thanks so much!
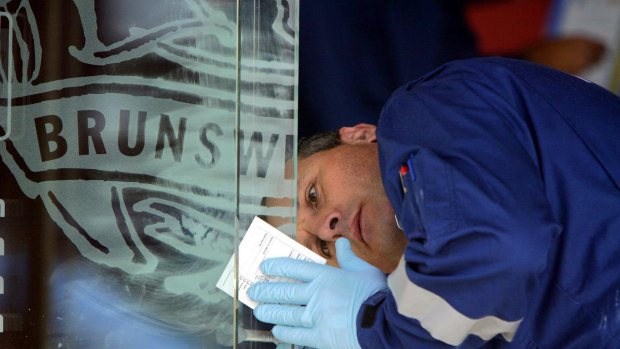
xmin=216 ymin=216 xmax=326 ymax=309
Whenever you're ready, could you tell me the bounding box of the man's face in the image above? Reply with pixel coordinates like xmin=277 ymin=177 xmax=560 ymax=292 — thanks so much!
xmin=296 ymin=142 xmax=407 ymax=273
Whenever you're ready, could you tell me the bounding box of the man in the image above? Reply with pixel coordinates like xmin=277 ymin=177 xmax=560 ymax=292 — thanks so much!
xmin=249 ymin=57 xmax=620 ymax=348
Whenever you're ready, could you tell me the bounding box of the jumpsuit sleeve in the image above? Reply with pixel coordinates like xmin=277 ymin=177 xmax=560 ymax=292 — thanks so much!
xmin=357 ymin=59 xmax=563 ymax=349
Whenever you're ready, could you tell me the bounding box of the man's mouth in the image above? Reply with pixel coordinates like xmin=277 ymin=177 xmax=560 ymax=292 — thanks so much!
xmin=350 ymin=208 xmax=366 ymax=245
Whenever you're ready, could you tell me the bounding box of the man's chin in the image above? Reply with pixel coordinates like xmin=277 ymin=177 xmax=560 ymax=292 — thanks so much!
xmin=376 ymin=258 xmax=400 ymax=274
xmin=355 ymin=249 xmax=400 ymax=274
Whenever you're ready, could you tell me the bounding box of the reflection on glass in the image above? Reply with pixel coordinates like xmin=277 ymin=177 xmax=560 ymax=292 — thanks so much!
xmin=0 ymin=0 xmax=297 ymax=348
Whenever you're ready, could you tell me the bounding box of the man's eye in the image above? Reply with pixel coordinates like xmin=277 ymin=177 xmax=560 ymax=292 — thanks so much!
xmin=307 ymin=186 xmax=318 ymax=206
xmin=318 ymin=239 xmax=331 ymax=258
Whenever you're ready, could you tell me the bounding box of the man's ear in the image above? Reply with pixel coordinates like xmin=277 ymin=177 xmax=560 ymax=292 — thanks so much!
xmin=339 ymin=123 xmax=377 ymax=144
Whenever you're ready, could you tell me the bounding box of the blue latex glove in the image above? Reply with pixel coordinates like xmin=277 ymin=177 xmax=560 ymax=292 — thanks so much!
xmin=248 ymin=238 xmax=387 ymax=349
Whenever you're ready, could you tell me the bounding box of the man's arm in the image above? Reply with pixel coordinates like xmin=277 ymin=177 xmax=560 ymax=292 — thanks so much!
xmin=359 ymin=58 xmax=563 ymax=348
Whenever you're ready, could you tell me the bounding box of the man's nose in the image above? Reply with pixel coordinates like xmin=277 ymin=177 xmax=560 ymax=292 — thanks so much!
xmin=297 ymin=211 xmax=345 ymax=241
xmin=312 ymin=211 xmax=344 ymax=241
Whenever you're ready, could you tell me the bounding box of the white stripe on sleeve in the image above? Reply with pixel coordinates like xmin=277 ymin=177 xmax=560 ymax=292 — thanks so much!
xmin=387 ymin=257 xmax=522 ymax=346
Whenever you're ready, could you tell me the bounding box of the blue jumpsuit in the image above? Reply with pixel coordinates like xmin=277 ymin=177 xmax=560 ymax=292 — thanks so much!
xmin=358 ymin=58 xmax=620 ymax=348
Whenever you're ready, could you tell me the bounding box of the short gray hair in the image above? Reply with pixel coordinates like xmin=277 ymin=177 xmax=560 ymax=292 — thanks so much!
xmin=298 ymin=130 xmax=341 ymax=159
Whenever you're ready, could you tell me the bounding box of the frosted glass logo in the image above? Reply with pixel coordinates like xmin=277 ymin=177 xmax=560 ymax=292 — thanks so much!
xmin=0 ymin=0 xmax=297 ymax=345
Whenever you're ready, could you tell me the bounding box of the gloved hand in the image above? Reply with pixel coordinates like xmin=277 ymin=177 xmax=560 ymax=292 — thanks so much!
xmin=248 ymin=238 xmax=387 ymax=349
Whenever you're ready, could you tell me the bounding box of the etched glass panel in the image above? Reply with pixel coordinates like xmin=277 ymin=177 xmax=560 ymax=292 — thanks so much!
xmin=0 ymin=1 xmax=298 ymax=348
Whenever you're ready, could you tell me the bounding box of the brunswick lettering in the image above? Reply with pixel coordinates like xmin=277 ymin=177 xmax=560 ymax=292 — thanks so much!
xmin=33 ymin=110 xmax=293 ymax=178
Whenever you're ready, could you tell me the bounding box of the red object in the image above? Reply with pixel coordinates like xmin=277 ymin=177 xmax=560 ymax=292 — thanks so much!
xmin=399 ymin=165 xmax=409 ymax=176
xmin=465 ymin=0 xmax=554 ymax=56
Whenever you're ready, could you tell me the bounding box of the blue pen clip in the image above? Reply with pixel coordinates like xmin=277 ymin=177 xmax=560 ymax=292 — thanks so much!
xmin=407 ymin=156 xmax=416 ymax=182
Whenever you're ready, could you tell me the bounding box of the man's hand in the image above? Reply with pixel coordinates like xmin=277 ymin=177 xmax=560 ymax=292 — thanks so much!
xmin=248 ymin=238 xmax=387 ymax=349
xmin=524 ymin=36 xmax=606 ymax=75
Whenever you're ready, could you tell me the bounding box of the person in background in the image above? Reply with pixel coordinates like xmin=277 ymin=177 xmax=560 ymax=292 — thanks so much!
xmin=299 ymin=0 xmax=605 ymax=137
xmin=249 ymin=57 xmax=620 ymax=348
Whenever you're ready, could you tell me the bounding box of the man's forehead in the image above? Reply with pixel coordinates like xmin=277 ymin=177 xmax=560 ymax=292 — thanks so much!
xmin=296 ymin=143 xmax=363 ymax=181
xmin=297 ymin=151 xmax=328 ymax=182
xmin=296 ymin=155 xmax=316 ymax=190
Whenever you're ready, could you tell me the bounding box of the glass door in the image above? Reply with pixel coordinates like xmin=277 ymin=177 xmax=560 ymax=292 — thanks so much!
xmin=0 ymin=0 xmax=298 ymax=348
